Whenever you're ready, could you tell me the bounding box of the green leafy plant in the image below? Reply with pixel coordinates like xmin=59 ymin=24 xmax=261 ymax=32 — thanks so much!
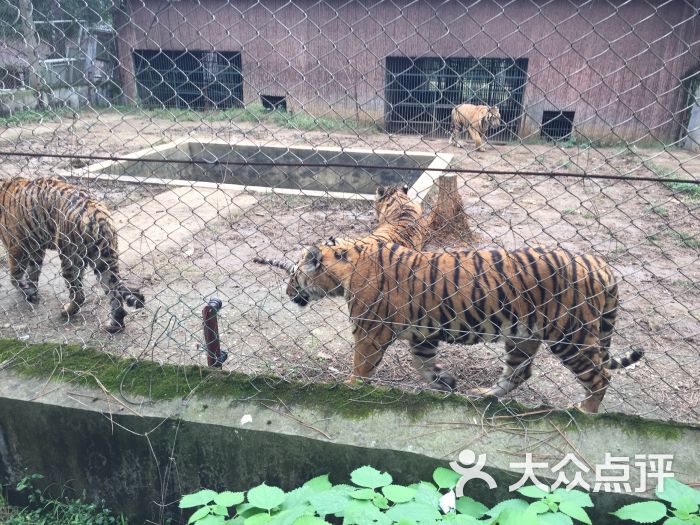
xmin=1 ymin=474 xmax=126 ymax=525
xmin=612 ymin=479 xmax=700 ymax=524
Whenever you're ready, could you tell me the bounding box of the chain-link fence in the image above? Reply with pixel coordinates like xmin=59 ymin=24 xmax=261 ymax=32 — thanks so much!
xmin=0 ymin=0 xmax=698 ymax=426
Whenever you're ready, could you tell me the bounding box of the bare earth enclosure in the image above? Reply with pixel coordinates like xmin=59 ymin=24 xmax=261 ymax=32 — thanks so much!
xmin=0 ymin=114 xmax=698 ymax=424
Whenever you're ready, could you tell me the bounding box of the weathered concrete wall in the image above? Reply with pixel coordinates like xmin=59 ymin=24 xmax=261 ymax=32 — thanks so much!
xmin=0 ymin=85 xmax=91 ymax=116
xmin=0 ymin=367 xmax=697 ymax=524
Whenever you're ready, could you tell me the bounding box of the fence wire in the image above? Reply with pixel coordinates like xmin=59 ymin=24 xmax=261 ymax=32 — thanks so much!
xmin=0 ymin=0 xmax=698 ymax=431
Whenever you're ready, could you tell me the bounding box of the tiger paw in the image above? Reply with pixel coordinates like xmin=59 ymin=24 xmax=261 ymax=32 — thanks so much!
xmin=432 ymin=372 xmax=457 ymax=392
xmin=105 ymin=320 xmax=125 ymax=334
xmin=465 ymin=387 xmax=492 ymax=398
xmin=62 ymin=302 xmax=81 ymax=317
xmin=18 ymin=282 xmax=39 ymax=303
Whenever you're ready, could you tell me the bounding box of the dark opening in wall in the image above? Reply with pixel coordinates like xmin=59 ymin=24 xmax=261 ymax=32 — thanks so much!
xmin=261 ymin=95 xmax=287 ymax=111
xmin=384 ymin=56 xmax=528 ymax=140
xmin=541 ymin=111 xmax=575 ymax=140
xmin=133 ymin=50 xmax=243 ymax=110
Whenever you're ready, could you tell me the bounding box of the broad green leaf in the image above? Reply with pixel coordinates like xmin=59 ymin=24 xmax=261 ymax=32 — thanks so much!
xmin=528 ymin=501 xmax=551 ymax=514
xmin=559 ymin=502 xmax=591 ymax=525
xmin=657 ymin=479 xmax=700 ymax=508
xmin=396 ymin=519 xmax=417 ymax=525
xmin=350 ymin=466 xmax=393 ymax=489
xmin=236 ymin=503 xmax=259 ymax=518
xmin=664 ymin=518 xmax=691 ymax=525
xmin=672 ymin=497 xmax=699 ymax=515
xmin=247 ymin=484 xmax=286 ymax=511
xmin=303 ymin=475 xmax=333 ymax=493
xmin=181 ymin=490 xmax=219 ymax=508
xmin=281 ymin=487 xmax=313 ymax=510
xmin=224 ymin=518 xmax=244 ymax=525
xmin=671 ymin=509 xmax=692 ymax=521
xmin=612 ymin=501 xmax=669 ymax=523
xmin=433 ymin=467 xmax=462 ymax=490
xmin=385 ymin=502 xmax=442 ymax=523
xmin=189 ymin=506 xmax=213 ymax=524
xmin=485 ymin=499 xmax=529 ymax=517
xmin=344 ymin=500 xmax=390 ymax=525
xmin=550 ymin=490 xmax=594 ymax=508
xmin=517 ymin=486 xmax=551 ymax=500
xmin=499 ymin=507 xmax=540 ymax=525
xmin=412 ymin=482 xmax=440 ymax=508
xmin=268 ymin=506 xmax=314 ymax=525
xmin=292 ymin=517 xmax=331 ymax=525
xmin=443 ymin=515 xmax=479 ymax=524
xmin=383 ymin=485 xmax=417 ymax=504
xmin=245 ymin=514 xmax=271 ymax=525
xmin=539 ymin=512 xmax=574 ymax=525
xmin=350 ymin=488 xmax=376 ymax=500
xmin=198 ymin=516 xmax=226 ymax=525
xmin=308 ymin=486 xmax=351 ymax=516
xmin=212 ymin=505 xmax=230 ymax=516
xmin=455 ymin=496 xmax=489 ymax=518
xmin=215 ymin=492 xmax=246 ymax=508
xmin=373 ymin=494 xmax=390 ymax=510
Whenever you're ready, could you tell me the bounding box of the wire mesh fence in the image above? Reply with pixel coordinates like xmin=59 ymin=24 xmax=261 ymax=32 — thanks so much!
xmin=0 ymin=0 xmax=698 ymax=427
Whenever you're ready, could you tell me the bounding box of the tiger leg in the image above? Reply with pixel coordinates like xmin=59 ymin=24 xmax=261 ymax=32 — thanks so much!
xmin=7 ymin=245 xmax=35 ymax=303
xmin=93 ymin=260 xmax=127 ymax=334
xmin=345 ymin=331 xmax=393 ymax=385
xmin=467 ymin=126 xmax=484 ymax=151
xmin=410 ymin=339 xmax=456 ymax=391
xmin=23 ymin=246 xmax=46 ymax=304
xmin=552 ymin=334 xmax=609 ymax=413
xmin=60 ymin=254 xmax=85 ymax=317
xmin=468 ymin=340 xmax=540 ymax=397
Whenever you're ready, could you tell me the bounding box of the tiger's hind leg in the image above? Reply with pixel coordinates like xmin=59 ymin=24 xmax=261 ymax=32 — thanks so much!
xmin=23 ymin=246 xmax=47 ymax=304
xmin=60 ymin=253 xmax=86 ymax=318
xmin=552 ymin=333 xmax=609 ymax=413
xmin=410 ymin=339 xmax=456 ymax=391
xmin=467 ymin=339 xmax=540 ymax=397
xmin=7 ymin=245 xmax=40 ymax=304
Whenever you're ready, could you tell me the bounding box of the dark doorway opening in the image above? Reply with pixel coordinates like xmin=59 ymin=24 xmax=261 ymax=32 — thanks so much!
xmin=541 ymin=111 xmax=575 ymax=141
xmin=261 ymin=95 xmax=287 ymax=111
xmin=133 ymin=50 xmax=243 ymax=110
xmin=384 ymin=56 xmax=528 ymax=140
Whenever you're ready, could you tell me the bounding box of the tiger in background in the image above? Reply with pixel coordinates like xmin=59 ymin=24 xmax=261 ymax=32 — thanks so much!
xmin=0 ymin=177 xmax=145 ymax=333
xmin=449 ymin=103 xmax=501 ymax=151
xmin=372 ymin=184 xmax=426 ymax=250
xmin=254 ymin=184 xmax=426 ymax=271
xmin=256 ymin=236 xmax=644 ymax=413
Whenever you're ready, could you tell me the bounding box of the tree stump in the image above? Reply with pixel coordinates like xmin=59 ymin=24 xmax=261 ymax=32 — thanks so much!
xmin=427 ymin=174 xmax=474 ymax=243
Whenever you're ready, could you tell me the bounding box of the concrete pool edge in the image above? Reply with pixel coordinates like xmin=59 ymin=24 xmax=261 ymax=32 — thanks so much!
xmin=56 ymin=138 xmax=453 ymax=203
xmin=0 ymin=339 xmax=697 ymax=523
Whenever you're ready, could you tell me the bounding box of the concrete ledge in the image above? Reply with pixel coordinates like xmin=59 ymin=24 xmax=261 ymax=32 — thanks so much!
xmin=0 ymin=340 xmax=697 ymax=523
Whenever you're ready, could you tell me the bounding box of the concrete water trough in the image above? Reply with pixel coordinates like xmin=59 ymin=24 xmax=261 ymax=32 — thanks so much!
xmin=67 ymin=138 xmax=453 ymax=201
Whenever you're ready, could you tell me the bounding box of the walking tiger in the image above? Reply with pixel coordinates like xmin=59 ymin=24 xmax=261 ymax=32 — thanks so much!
xmin=0 ymin=177 xmax=145 ymax=333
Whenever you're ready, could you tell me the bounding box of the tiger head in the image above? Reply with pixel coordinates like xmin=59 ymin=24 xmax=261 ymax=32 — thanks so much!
xmin=485 ymin=106 xmax=501 ymax=129
xmin=374 ymin=184 xmax=414 ymax=223
xmin=285 ymin=237 xmax=364 ymax=306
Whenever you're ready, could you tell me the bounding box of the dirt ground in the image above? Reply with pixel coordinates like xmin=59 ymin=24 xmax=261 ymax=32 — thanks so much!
xmin=0 ymin=111 xmax=698 ymax=424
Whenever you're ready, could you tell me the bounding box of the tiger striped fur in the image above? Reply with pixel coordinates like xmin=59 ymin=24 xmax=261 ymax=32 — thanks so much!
xmin=372 ymin=185 xmax=426 ymax=250
xmin=0 ymin=177 xmax=145 ymax=333
xmin=267 ymin=237 xmax=643 ymax=413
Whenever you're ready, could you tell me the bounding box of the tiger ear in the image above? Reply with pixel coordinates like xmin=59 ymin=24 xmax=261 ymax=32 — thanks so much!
xmin=376 ymin=186 xmax=386 ymax=198
xmin=301 ymin=246 xmax=322 ymax=272
xmin=401 ymin=184 xmax=409 ymax=194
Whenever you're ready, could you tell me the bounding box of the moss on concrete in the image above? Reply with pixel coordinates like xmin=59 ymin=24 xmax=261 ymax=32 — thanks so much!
xmin=0 ymin=338 xmax=695 ymax=438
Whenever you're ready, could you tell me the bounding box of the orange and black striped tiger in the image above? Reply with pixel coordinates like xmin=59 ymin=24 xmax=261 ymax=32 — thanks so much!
xmin=372 ymin=184 xmax=426 ymax=250
xmin=0 ymin=177 xmax=145 ymax=333
xmin=257 ymin=237 xmax=643 ymax=413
